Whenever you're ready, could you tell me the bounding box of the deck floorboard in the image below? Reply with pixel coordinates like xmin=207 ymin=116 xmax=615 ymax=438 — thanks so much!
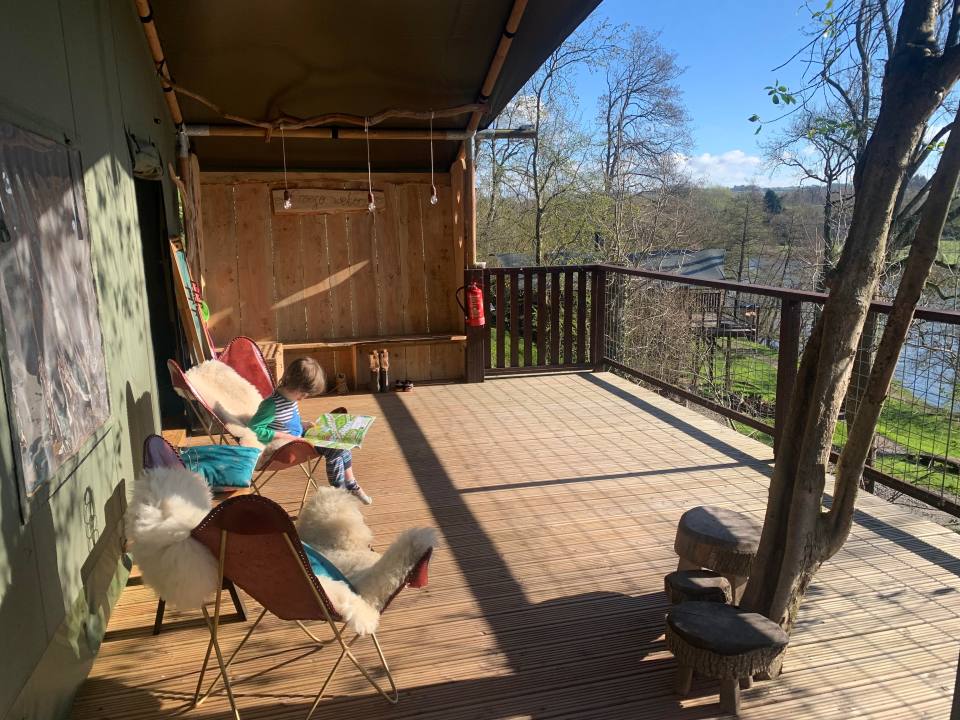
xmin=71 ymin=372 xmax=960 ymax=719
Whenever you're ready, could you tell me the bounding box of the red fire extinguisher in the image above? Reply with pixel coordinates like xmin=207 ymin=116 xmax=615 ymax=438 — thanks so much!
xmin=456 ymin=282 xmax=486 ymax=327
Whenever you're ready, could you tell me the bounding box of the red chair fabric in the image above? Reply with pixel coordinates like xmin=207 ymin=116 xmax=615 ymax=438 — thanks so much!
xmin=192 ymin=495 xmax=342 ymax=621
xmin=191 ymin=494 xmax=432 ymax=622
xmin=259 ymin=439 xmax=318 ymax=469
xmin=219 ymin=336 xmax=274 ymax=399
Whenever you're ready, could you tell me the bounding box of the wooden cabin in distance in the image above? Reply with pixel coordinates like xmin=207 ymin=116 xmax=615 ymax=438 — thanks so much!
xmin=146 ymin=0 xmax=601 ymax=390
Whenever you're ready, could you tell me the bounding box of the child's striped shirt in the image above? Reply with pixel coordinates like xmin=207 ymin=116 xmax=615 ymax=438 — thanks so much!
xmin=247 ymin=390 xmax=304 ymax=443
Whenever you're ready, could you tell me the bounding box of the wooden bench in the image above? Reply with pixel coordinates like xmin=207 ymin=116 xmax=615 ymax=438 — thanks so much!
xmin=281 ymin=333 xmax=467 ymax=390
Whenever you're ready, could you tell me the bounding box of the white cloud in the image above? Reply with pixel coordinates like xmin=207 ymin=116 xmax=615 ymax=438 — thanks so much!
xmin=677 ymin=150 xmax=765 ymax=187
xmin=677 ymin=149 xmax=811 ymax=187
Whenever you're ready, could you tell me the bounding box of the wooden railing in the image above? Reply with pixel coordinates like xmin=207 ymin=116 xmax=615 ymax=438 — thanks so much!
xmin=464 ymin=262 xmax=960 ymax=519
xmin=465 ymin=266 xmax=605 ymax=377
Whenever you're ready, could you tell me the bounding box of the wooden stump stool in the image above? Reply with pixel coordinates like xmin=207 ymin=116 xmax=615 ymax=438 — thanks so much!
xmin=666 ymin=602 xmax=788 ymax=716
xmin=674 ymin=506 xmax=761 ymax=604
xmin=664 ymin=570 xmax=732 ymax=605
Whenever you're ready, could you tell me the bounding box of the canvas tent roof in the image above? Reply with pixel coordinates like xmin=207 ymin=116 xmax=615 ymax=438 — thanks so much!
xmin=148 ymin=0 xmax=601 ymax=171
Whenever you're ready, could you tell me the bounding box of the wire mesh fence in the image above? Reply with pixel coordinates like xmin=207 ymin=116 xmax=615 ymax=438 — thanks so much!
xmin=602 ymin=268 xmax=960 ymax=516
xmin=604 ymin=272 xmax=781 ymax=434
xmin=844 ymin=313 xmax=960 ymax=509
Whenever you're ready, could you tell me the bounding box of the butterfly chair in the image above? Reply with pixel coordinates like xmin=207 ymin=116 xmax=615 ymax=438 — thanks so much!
xmin=216 ymin=336 xmax=330 ymax=510
xmin=168 ymin=346 xmax=333 ymax=513
xmin=141 ymin=434 xmax=247 ymax=634
xmin=190 ymin=494 xmax=431 ymax=720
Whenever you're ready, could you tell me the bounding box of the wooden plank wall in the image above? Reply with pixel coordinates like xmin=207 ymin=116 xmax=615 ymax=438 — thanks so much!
xmin=199 ymin=172 xmax=465 ymax=385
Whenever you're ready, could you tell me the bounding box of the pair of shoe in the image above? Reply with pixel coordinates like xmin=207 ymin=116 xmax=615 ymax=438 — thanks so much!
xmin=393 ymin=379 xmax=414 ymax=392
xmin=348 ymin=485 xmax=373 ymax=505
xmin=369 ymin=350 xmax=390 ymax=393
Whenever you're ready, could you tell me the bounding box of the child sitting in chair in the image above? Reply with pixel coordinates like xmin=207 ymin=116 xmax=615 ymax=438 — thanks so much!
xmin=248 ymin=357 xmax=373 ymax=504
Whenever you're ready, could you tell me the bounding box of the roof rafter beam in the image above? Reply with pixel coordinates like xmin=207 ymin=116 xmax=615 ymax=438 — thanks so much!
xmin=186 ymin=125 xmax=536 ymax=142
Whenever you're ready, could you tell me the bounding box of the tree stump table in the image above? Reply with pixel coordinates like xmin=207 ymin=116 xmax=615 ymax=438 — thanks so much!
xmin=666 ymin=601 xmax=789 ymax=716
xmin=674 ymin=505 xmax=761 ymax=604
xmin=664 ymin=569 xmax=732 ymax=605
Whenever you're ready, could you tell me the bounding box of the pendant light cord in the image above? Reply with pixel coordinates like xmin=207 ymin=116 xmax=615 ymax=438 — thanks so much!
xmin=429 ymin=111 xmax=435 ymax=189
xmin=365 ymin=117 xmax=375 ymax=210
xmin=281 ymin=124 xmax=289 ymax=190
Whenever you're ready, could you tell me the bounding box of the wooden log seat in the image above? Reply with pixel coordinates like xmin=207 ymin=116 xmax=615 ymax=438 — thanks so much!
xmin=674 ymin=505 xmax=762 ymax=603
xmin=664 ymin=570 xmax=732 ymax=605
xmin=666 ymin=602 xmax=789 ymax=716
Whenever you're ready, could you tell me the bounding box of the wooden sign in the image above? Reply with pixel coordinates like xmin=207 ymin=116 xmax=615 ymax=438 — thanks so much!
xmin=272 ymin=188 xmax=385 ymax=215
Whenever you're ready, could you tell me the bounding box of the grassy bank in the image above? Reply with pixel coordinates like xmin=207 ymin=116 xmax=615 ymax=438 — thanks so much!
xmin=705 ymin=337 xmax=960 ymax=499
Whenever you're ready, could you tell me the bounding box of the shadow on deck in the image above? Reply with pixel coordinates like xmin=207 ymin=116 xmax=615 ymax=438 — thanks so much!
xmin=71 ymin=372 xmax=960 ymax=719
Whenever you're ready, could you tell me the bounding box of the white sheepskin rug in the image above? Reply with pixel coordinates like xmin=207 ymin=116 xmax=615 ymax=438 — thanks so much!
xmin=126 ymin=472 xmax=435 ymax=636
xmin=182 ymin=360 xmax=263 ymax=447
xmin=125 ymin=466 xmax=218 ymax=610
xmin=297 ymin=487 xmax=437 ymax=633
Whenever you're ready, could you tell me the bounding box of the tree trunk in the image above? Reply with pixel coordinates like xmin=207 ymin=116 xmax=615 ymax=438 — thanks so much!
xmin=742 ymin=0 xmax=960 ymax=630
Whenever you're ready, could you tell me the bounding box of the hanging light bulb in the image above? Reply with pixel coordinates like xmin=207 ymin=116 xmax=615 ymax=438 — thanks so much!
xmin=283 ymin=188 xmax=293 ymax=210
xmin=430 ymin=185 xmax=439 ymax=205
xmin=365 ymin=118 xmax=376 ymax=212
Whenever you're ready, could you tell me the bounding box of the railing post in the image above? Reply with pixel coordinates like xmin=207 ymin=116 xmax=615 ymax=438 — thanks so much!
xmin=464 ymin=267 xmax=485 ymax=383
xmin=591 ymin=266 xmax=607 ymax=371
xmin=774 ymin=298 xmax=801 ymax=456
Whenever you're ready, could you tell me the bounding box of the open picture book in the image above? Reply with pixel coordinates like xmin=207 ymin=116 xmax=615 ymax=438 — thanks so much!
xmin=304 ymin=414 xmax=376 ymax=450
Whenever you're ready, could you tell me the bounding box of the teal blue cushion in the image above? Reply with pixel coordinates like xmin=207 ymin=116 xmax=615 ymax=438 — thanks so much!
xmin=301 ymin=541 xmax=357 ymax=592
xmin=179 ymin=445 xmax=261 ymax=488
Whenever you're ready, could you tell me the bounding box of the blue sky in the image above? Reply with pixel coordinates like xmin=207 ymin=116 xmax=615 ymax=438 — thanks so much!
xmin=575 ymin=0 xmax=816 ymax=186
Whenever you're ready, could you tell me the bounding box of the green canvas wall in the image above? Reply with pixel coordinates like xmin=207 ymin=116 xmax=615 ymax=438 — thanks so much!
xmin=0 ymin=1 xmax=178 ymax=717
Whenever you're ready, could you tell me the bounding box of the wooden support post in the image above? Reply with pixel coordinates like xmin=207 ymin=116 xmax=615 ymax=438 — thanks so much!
xmin=465 ymin=268 xmax=485 ymax=383
xmin=591 ymin=267 xmax=607 ymax=371
xmin=135 ymin=0 xmax=184 ymax=128
xmin=464 ymin=0 xmax=529 ymax=136
xmin=464 ymin=138 xmax=478 ymax=268
xmin=774 ymin=298 xmax=801 ymax=456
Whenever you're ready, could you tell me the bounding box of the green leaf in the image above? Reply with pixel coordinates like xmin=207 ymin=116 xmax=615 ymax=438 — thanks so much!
xmin=772 ymin=95 xmax=780 ymax=104
xmin=748 ymin=114 xmax=760 ymax=122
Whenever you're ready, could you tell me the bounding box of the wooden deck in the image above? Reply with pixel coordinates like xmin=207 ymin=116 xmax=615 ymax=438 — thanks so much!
xmin=71 ymin=372 xmax=960 ymax=719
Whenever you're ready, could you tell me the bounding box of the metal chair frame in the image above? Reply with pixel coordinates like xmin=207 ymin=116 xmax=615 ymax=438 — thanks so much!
xmin=191 ymin=497 xmax=429 ymax=720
